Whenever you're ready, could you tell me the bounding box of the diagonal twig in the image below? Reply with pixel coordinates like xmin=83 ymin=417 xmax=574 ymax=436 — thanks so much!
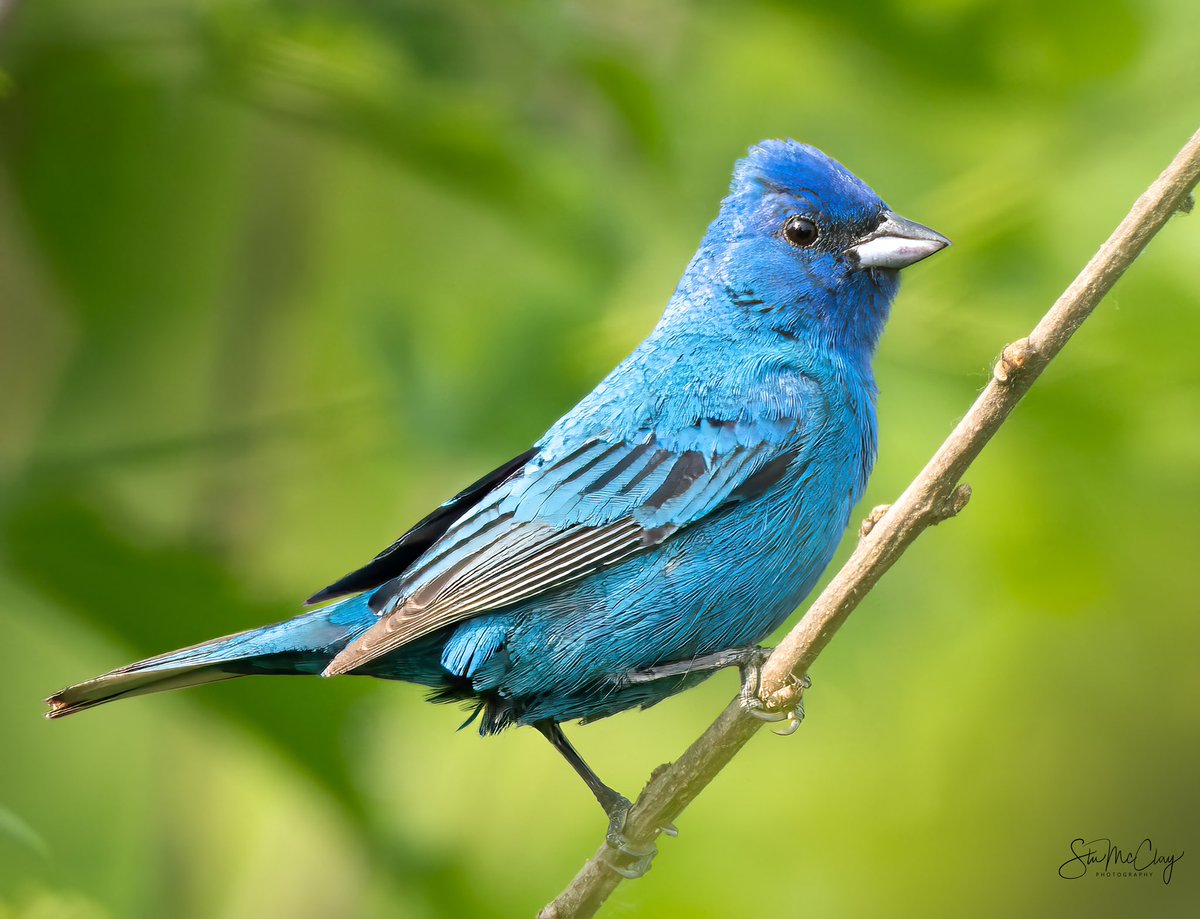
xmin=538 ymin=126 xmax=1200 ymax=919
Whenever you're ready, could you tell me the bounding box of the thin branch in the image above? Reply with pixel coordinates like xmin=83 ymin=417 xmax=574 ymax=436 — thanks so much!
xmin=538 ymin=126 xmax=1200 ymax=919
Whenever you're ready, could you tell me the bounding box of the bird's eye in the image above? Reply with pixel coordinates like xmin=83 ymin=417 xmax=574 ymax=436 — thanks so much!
xmin=782 ymin=215 xmax=819 ymax=248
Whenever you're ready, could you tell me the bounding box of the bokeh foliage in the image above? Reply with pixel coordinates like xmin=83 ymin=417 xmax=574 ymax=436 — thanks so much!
xmin=2 ymin=1 xmax=1198 ymax=916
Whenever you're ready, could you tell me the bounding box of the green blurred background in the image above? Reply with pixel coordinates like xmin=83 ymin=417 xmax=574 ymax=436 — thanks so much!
xmin=2 ymin=0 xmax=1198 ymax=916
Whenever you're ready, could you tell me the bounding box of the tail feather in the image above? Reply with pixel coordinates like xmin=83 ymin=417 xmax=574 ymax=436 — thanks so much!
xmin=45 ymin=596 xmax=374 ymax=719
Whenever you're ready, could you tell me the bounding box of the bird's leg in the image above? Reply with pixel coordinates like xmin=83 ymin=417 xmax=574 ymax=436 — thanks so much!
xmin=614 ymin=646 xmax=810 ymax=735
xmin=534 ymin=721 xmax=662 ymax=879
xmin=614 ymin=645 xmax=770 ymax=685
xmin=736 ymin=648 xmax=811 ymax=737
xmin=614 ymin=645 xmax=809 ymax=733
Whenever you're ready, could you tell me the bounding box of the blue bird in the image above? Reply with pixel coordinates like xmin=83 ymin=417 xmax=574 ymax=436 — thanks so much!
xmin=47 ymin=139 xmax=947 ymax=869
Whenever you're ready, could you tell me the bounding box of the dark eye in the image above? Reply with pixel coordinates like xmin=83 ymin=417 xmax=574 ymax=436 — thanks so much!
xmin=782 ymin=215 xmax=819 ymax=248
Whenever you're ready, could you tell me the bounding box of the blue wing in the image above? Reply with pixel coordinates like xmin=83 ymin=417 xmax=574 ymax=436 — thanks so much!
xmin=322 ymin=414 xmax=821 ymax=677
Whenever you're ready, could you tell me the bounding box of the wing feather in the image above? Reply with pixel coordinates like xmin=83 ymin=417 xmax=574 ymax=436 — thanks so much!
xmin=323 ymin=418 xmax=814 ymax=677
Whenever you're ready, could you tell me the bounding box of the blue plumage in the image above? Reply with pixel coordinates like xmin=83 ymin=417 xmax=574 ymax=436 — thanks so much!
xmin=47 ymin=140 xmax=948 ymax=857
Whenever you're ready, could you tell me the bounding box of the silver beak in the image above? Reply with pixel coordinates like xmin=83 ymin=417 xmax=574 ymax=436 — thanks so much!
xmin=846 ymin=211 xmax=950 ymax=270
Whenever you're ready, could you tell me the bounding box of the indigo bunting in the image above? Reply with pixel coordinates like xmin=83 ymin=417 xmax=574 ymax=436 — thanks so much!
xmin=47 ymin=140 xmax=947 ymax=870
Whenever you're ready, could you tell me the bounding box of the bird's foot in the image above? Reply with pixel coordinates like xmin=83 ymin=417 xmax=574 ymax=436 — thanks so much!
xmin=738 ymin=649 xmax=811 ymax=736
xmin=601 ymin=793 xmax=678 ymax=878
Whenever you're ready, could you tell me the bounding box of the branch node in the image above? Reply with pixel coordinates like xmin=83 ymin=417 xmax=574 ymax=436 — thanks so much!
xmin=930 ymin=483 xmax=972 ymax=525
xmin=993 ymin=338 xmax=1033 ymax=383
xmin=1179 ymin=192 xmax=1194 ymax=215
xmin=858 ymin=503 xmax=891 ymax=539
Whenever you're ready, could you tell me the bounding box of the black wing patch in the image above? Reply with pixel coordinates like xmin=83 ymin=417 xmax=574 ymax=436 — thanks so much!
xmin=727 ymin=451 xmax=798 ymax=502
xmin=305 ymin=448 xmax=536 ymax=605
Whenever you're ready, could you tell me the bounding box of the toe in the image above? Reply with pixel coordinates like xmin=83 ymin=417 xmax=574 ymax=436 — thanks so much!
xmin=604 ymin=797 xmax=659 ymax=858
xmin=608 ymin=854 xmax=654 ymax=879
xmin=610 ymin=837 xmax=658 ymax=858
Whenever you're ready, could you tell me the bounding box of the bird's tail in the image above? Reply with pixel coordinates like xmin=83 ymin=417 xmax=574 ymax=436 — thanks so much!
xmin=45 ymin=595 xmax=376 ymax=719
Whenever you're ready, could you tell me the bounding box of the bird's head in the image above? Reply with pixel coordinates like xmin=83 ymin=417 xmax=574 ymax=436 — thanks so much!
xmin=682 ymin=139 xmax=948 ymax=358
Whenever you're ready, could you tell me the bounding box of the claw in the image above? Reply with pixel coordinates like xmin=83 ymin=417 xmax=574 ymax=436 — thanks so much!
xmin=738 ymin=654 xmax=811 ymax=735
xmin=660 ymin=822 xmax=679 ymax=838
xmin=772 ymin=700 xmax=805 ymax=736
